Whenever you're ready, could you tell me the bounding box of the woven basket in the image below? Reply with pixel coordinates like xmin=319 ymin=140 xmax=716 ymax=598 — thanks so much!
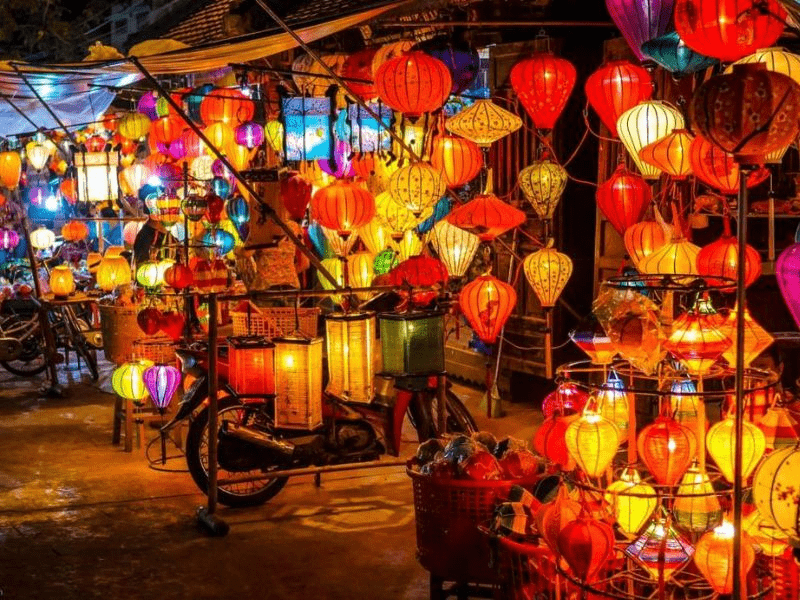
xmin=231 ymin=306 xmax=319 ymax=339
xmin=132 ymin=338 xmax=176 ymax=365
xmin=99 ymin=305 xmax=167 ymax=365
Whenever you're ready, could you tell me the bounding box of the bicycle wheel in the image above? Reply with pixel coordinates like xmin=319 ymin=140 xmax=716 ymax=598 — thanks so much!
xmin=63 ymin=309 xmax=99 ymax=381
xmin=0 ymin=333 xmax=47 ymax=376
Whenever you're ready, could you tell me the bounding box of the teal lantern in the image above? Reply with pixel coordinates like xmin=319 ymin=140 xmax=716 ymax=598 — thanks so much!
xmin=416 ymin=197 xmax=451 ymax=235
xmin=203 ymin=228 xmax=236 ymax=255
xmin=211 ymin=176 xmax=232 ymax=199
xmin=641 ymin=32 xmax=718 ymax=76
xmin=226 ymin=195 xmax=249 ymax=227
xmin=282 ymin=96 xmax=332 ymax=161
xmin=186 ymin=84 xmax=214 ymax=124
xmin=379 ymin=311 xmax=445 ymax=376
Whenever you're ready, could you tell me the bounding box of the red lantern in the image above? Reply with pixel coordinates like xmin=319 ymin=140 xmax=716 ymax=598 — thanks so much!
xmin=638 ymin=129 xmax=694 ymax=180
xmin=310 ymin=181 xmax=375 ymax=237
xmin=595 ymin=164 xmax=651 ymax=237
xmin=688 ymin=134 xmax=769 ymax=195
xmin=228 ymin=337 xmax=276 ymax=396
xmin=691 ymin=63 xmax=800 ymax=165
xmin=536 ymin=486 xmax=582 ymax=552
xmin=181 ymin=128 xmax=204 ymax=159
xmin=533 ymin=413 xmax=578 ymax=470
xmin=137 ymin=307 xmax=162 ymax=336
xmin=388 ymin=255 xmax=448 ymax=306
xmin=150 ymin=115 xmax=185 ymax=145
xmin=85 ymin=135 xmax=107 ymax=152
xmin=205 ymin=193 xmax=224 ymax=224
xmin=697 ymin=218 xmax=761 ymax=289
xmin=199 ymin=87 xmax=254 ymax=126
xmin=542 ymin=383 xmax=589 ymax=418
xmin=59 ymin=179 xmax=77 ymax=204
xmin=159 ymin=311 xmax=185 ymax=341
xmin=447 ymin=186 xmax=525 ymax=242
xmin=557 ymin=517 xmax=615 ymax=582
xmin=342 ymin=48 xmax=378 ymax=101
xmin=281 ymin=171 xmax=313 ymax=220
xmin=459 ymin=274 xmax=516 ymax=344
xmin=510 ymin=53 xmax=577 ymax=131
xmin=60 ymin=220 xmax=89 ymax=242
xmin=638 ymin=415 xmax=697 ymax=486
xmin=374 ymin=51 xmax=452 ymax=117
xmin=430 ymin=134 xmax=483 ymax=188
xmin=164 ymin=263 xmax=193 ymax=290
xmin=585 ymin=60 xmax=653 ymax=137
xmin=675 ymin=0 xmax=786 ymax=62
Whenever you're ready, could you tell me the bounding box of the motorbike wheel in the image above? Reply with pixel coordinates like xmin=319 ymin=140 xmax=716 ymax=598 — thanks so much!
xmin=0 ymin=327 xmax=47 ymax=377
xmin=408 ymin=388 xmax=478 ymax=442
xmin=185 ymin=396 xmax=288 ymax=508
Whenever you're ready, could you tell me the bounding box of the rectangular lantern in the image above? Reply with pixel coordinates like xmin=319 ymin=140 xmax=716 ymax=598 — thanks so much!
xmin=379 ymin=311 xmax=445 ymax=377
xmin=325 ymin=313 xmax=375 ymax=404
xmin=227 ymin=336 xmax=275 ymax=397
xmin=73 ymin=149 xmax=120 ymax=203
xmin=274 ymin=336 xmax=323 ymax=430
xmin=347 ymin=104 xmax=392 ymax=153
xmin=281 ymin=96 xmax=332 ymax=161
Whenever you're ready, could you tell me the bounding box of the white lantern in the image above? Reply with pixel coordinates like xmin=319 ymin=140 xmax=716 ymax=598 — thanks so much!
xmin=74 ymin=149 xmax=120 ymax=203
xmin=30 ymin=227 xmax=56 ymax=250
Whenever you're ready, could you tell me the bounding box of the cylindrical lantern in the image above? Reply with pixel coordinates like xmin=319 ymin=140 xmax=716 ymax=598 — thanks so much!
xmin=227 ymin=336 xmax=275 ymax=396
xmin=49 ymin=265 xmax=75 ymax=298
xmin=752 ymin=444 xmax=800 ymax=541
xmin=112 ymin=359 xmax=153 ymax=401
xmin=638 ymin=129 xmax=695 ymax=180
xmin=510 ymin=53 xmax=576 ymax=131
xmin=673 ymin=463 xmax=723 ymax=534
xmin=445 ymin=99 xmax=522 ymax=147
xmin=694 ymin=520 xmax=756 ymax=594
xmin=374 ymin=51 xmax=452 ymax=117
xmin=706 ymin=414 xmax=766 ymax=483
xmin=616 ymin=101 xmax=684 ymax=180
xmin=564 ymin=411 xmax=620 ymax=477
xmin=388 ymin=162 xmax=446 ymax=218
xmin=430 ymin=134 xmax=483 ymax=188
xmin=97 ymin=256 xmax=132 ymax=291
xmin=325 ymin=313 xmax=375 ymax=404
xmin=605 ymin=0 xmax=676 ymax=62
xmin=273 ymin=336 xmax=324 ymax=430
xmin=518 ymin=159 xmax=568 ymax=220
xmin=595 ymin=164 xmax=651 ymax=237
xmin=585 ymin=60 xmax=653 ymax=137
xmin=523 ymin=243 xmax=573 ymax=308
xmin=30 ymin=227 xmax=56 ymax=250
xmin=74 ymin=149 xmax=120 ymax=202
xmin=379 ymin=311 xmax=445 ymax=376
xmin=459 ymin=274 xmax=516 ymax=344
xmin=638 ymin=415 xmax=697 ymax=486
xmin=0 ymin=151 xmax=21 ymax=189
xmin=311 ymin=181 xmax=375 ymax=237
xmin=604 ymin=467 xmax=658 ymax=537
xmin=142 ymin=364 xmax=181 ymax=411
xmin=430 ymin=220 xmax=480 ymax=279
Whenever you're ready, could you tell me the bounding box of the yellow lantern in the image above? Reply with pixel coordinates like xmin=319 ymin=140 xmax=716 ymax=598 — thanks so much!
xmin=227 ymin=143 xmax=252 ymax=172
xmin=119 ymin=163 xmax=149 ymax=197
xmin=375 ymin=191 xmax=425 ymax=238
xmin=74 ymin=149 xmax=120 ymax=203
xmin=694 ymin=520 xmax=756 ymax=595
xmin=706 ymin=414 xmax=766 ymax=483
xmin=111 ymin=359 xmax=153 ymax=401
xmin=388 ymin=162 xmax=446 ymax=217
xmin=624 ymin=220 xmax=671 ymax=270
xmin=49 ymin=265 xmax=75 ymax=298
xmin=274 ymin=336 xmax=324 ymax=430
xmin=604 ymin=467 xmax=657 ymax=537
xmin=673 ymin=462 xmax=723 ymax=534
xmin=430 ymin=220 xmax=480 ymax=279
xmin=518 ymin=159 xmax=568 ymax=220
xmin=670 ymin=378 xmax=702 ymax=437
xmin=397 ymin=230 xmax=423 ymax=261
xmin=596 ymin=370 xmax=631 ymax=443
xmin=564 ymin=409 xmax=620 ymax=477
xmin=445 ymin=99 xmax=522 ymax=147
xmin=136 ymin=260 xmax=163 ymax=289
xmin=30 ymin=227 xmax=56 ymax=250
xmin=325 ymin=313 xmax=375 ymax=404
xmin=720 ymin=304 xmax=774 ymax=368
xmin=752 ymin=444 xmax=800 ymax=541
xmin=202 ymin=122 xmax=234 ymax=152
xmin=318 ymin=257 xmax=344 ymax=306
xmin=86 ymin=252 xmax=102 ymax=274
xmin=118 ymin=111 xmax=151 ymax=140
xmin=104 ymin=245 xmax=125 ymax=257
xmin=26 ymin=143 xmax=51 ymax=171
xmin=97 ymin=255 xmax=131 ymax=291
xmin=616 ymin=101 xmax=684 ymax=180
xmin=347 ymin=252 xmax=375 ymax=301
xmin=264 ymin=120 xmax=284 ymax=154
xmin=357 ymin=218 xmax=394 ymax=255
xmin=743 ymin=509 xmax=790 ymax=557
xmin=522 ymin=241 xmax=573 ymax=308
xmin=638 ymin=235 xmax=700 ymax=278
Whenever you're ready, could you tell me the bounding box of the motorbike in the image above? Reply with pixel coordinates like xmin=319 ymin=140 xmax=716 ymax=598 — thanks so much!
xmin=163 ymin=341 xmax=477 ymax=507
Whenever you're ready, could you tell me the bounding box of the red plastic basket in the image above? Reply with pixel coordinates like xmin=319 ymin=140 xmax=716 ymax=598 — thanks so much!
xmin=769 ymin=549 xmax=799 ymax=600
xmin=496 ymin=536 xmax=559 ymax=600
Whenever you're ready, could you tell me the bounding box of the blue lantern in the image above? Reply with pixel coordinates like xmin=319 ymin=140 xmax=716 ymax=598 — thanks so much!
xmin=203 ymin=229 xmax=236 ymax=255
xmin=211 ymin=176 xmax=232 ymax=199
xmin=226 ymin=195 xmax=249 ymax=226
xmin=282 ymin=96 xmax=332 ymax=161
xmin=641 ymin=32 xmax=718 ymax=76
xmin=307 ymin=222 xmax=335 ymax=258
xmin=186 ymin=84 xmax=214 ymax=124
xmin=416 ymin=197 xmax=451 ymax=234
xmin=347 ymin=103 xmax=393 ymax=153
xmin=425 ymin=43 xmax=480 ymax=96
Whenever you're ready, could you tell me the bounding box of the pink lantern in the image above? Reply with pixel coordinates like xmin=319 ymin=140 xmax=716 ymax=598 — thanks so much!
xmin=235 ymin=122 xmax=265 ymax=149
xmin=0 ymin=228 xmax=20 ymax=250
xmin=776 ymin=226 xmax=800 ymax=329
xmin=143 ymin=364 xmax=182 ymax=411
xmin=318 ymin=141 xmax=355 ymax=179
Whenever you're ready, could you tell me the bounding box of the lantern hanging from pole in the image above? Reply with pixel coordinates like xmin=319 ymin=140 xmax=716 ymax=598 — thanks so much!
xmin=30 ymin=227 xmax=55 ymax=250
xmin=375 ymin=191 xmax=424 ymax=238
xmin=616 ymin=101 xmax=684 ymax=180
xmin=164 ymin=262 xmax=193 ymax=290
xmin=595 ymin=164 xmax=651 ymax=237
xmin=430 ymin=134 xmax=483 ymax=188
xmin=564 ymin=410 xmax=620 ymax=477
xmin=273 ymin=336 xmax=324 ymax=430
xmin=757 ymin=405 xmax=800 ymax=451
xmin=26 ymin=142 xmax=51 ymax=171
xmin=604 ymin=0 xmax=676 ymax=62
xmin=585 ymin=60 xmax=653 ymax=137
xmin=234 ymin=121 xmax=264 ymax=149
xmin=673 ymin=462 xmax=723 ymax=534
xmin=118 ymin=111 xmax=151 ymax=140
xmin=388 ymin=254 xmax=448 ymax=306
xmin=447 ymin=174 xmax=525 ymax=241
xmin=535 ymin=485 xmax=581 ymax=552
xmin=199 ymin=87 xmax=253 ymax=126
xmin=624 ymin=516 xmax=695 ymax=580
xmin=641 ymin=31 xmax=719 ymax=76
xmin=226 ymin=195 xmax=249 ymax=227
xmin=264 ymin=120 xmax=284 ymax=154
xmin=0 ymin=228 xmax=19 ymax=250
xmin=707 ymin=413 xmax=766 ymax=483
xmin=675 ymin=0 xmax=787 ymax=62
xmin=142 ymin=364 xmax=182 ymax=411
xmin=150 ymin=115 xmax=184 ymax=146
xmin=638 ymin=415 xmax=697 ymax=486
xmin=694 ymin=520 xmax=756 ymax=594
xmin=379 ymin=311 xmax=445 ymax=376
xmin=281 ymin=171 xmax=313 ymax=221
xmin=556 ymin=516 xmax=615 ymax=583
xmin=522 ymin=241 xmax=573 ymax=309
xmin=325 ymin=313 xmax=375 ymax=404
xmin=374 ymin=51 xmax=452 ymax=117
xmin=227 ymin=336 xmax=275 ymax=396
xmin=97 ymin=256 xmax=132 ymax=291
xmin=624 ymin=220 xmax=670 ymax=270
xmin=459 ymin=274 xmax=516 ymax=344
xmin=61 ymin=220 xmax=90 ymax=243
xmin=596 ymin=370 xmax=631 ymax=443
xmin=688 ymin=134 xmax=770 ymax=195
xmin=119 ymin=163 xmax=149 ymax=197
xmin=533 ymin=413 xmax=578 ymax=471
xmin=444 ymin=99 xmax=522 ymax=147
xmin=638 ymin=129 xmax=694 ymax=180
xmin=638 ymin=234 xmax=701 ymax=278
xmin=665 ymin=296 xmax=732 ymax=376
xmin=136 ymin=260 xmax=163 ymax=289
xmin=430 ymin=219 xmax=480 ymax=279
xmin=74 ymin=148 xmax=120 ymax=203
xmin=752 ymin=444 xmax=800 ymax=541
xmin=342 ymin=48 xmax=378 ymax=101
xmin=518 ymin=159 xmax=568 ymax=220
xmin=112 ymin=359 xmax=153 ymax=401
xmin=424 ymin=42 xmax=480 ymax=96
xmin=670 ymin=378 xmax=702 ymax=435
xmin=604 ymin=467 xmax=658 ymax=537
xmin=49 ymin=265 xmax=75 ymax=298
xmin=388 ymin=162 xmax=446 ymax=218
xmin=509 ymin=53 xmax=576 ymax=131
xmin=542 ymin=383 xmax=589 ymax=418
xmin=347 ymin=252 xmax=375 ymax=301
xmin=311 ymin=181 xmax=375 ymax=238
xmin=720 ymin=303 xmax=773 ymax=368
xmin=743 ymin=509 xmax=790 ymax=557
xmin=691 ymin=63 xmax=800 ymax=165
xmin=697 ymin=219 xmax=762 ymax=289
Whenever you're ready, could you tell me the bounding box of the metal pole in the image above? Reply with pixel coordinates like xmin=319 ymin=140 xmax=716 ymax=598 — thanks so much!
xmin=379 ymin=20 xmax=617 ymax=28
xmin=10 ymin=64 xmax=79 ymax=145
xmin=488 ymin=228 xmax=519 ymax=418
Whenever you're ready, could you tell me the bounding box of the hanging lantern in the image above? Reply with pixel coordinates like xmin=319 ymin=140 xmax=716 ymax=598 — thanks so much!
xmin=638 ymin=415 xmax=697 ymax=486
xmin=617 ymin=101 xmax=684 ymax=180
xmin=638 ymin=234 xmax=701 ymax=278
xmin=311 ymin=181 xmax=375 ymax=238
xmin=375 ymin=191 xmax=423 ymax=238
xmin=317 ymin=257 xmax=344 ymax=305
xmin=510 ymin=53 xmax=576 ymax=131
xmin=707 ymin=414 xmax=766 ymax=483
xmin=374 ymin=51 xmax=452 ymax=117
xmin=542 ymin=383 xmax=589 ymax=418
xmin=118 ymin=111 xmax=151 ymax=140
xmin=379 ymin=311 xmax=445 ymax=376
xmin=164 ymin=263 xmax=193 ymax=290
xmin=758 ymin=405 xmax=800 ymax=451
xmin=675 ymin=0 xmax=786 ymax=62
xmin=60 ymin=220 xmax=90 ymax=243
xmin=753 ymin=444 xmax=800 ymax=541
xmin=694 ymin=520 xmax=756 ymax=594
xmin=396 ymin=229 xmax=422 ymax=261
xmin=60 ymin=178 xmax=78 ymax=204
xmin=522 ymin=242 xmax=573 ymax=309
xmin=74 ymin=149 xmax=120 ymax=203
xmin=371 ymin=41 xmax=416 ymax=76
xmin=0 ymin=151 xmax=21 ymax=189
xmin=688 ymin=134 xmax=769 ymax=195
xmin=0 ymin=228 xmax=19 ymax=250
xmin=445 ymin=99 xmax=522 ymax=147
xmin=624 ymin=220 xmax=670 ymax=270
xmin=447 ymin=176 xmax=525 ymax=241
xmin=358 ymin=218 xmax=393 ymax=255
xmin=202 ymin=122 xmax=234 ymax=153
xmin=225 ymin=195 xmax=249 ymax=227
xmin=777 ymin=226 xmax=800 ymax=329
xmin=624 ymin=516 xmax=695 ymax=580
xmin=136 ymin=260 xmax=164 ymax=289
xmin=150 ymin=115 xmax=184 ymax=146
xmin=325 ymin=313 xmax=375 ymax=404
xmin=264 ymin=120 xmax=284 ymax=154
xmin=605 ymin=467 xmax=658 ymax=537
xmin=595 ymin=164 xmax=651 ymax=237
xmin=720 ymin=304 xmax=774 ymax=368
xmin=533 ymin=413 xmax=578 ymax=470
xmin=389 ymin=254 xmax=448 ymax=305
xmin=670 ymin=378 xmax=702 ymax=435
xmin=673 ymin=463 xmax=723 ymax=534
xmin=142 ymin=364 xmax=181 ymax=411
xmin=638 ymin=129 xmax=694 ymax=180
xmin=743 ymin=509 xmax=790 ymax=557
xmin=424 ymin=42 xmax=480 ymax=95
xmin=596 ymin=370 xmax=631 ymax=443
xmin=30 ymin=227 xmax=55 ymax=250
xmin=430 ymin=134 xmax=483 ymax=188
xmin=119 ymin=163 xmax=149 ymax=198
xmin=281 ymin=172 xmax=313 ymax=221
xmin=373 ymin=249 xmax=399 ymax=275
xmin=518 ymin=159 xmax=568 ymax=220
xmin=97 ymin=256 xmax=132 ymax=291
xmin=347 ymin=251 xmax=375 ymax=301
xmin=234 ymin=121 xmax=264 ymax=149
xmin=203 ymin=228 xmax=236 ymax=256
xmin=536 ymin=485 xmax=582 ymax=552
xmin=273 ymin=336 xmax=324 ymax=430
xmin=641 ymin=31 xmax=719 ymax=76
xmin=605 ymin=0 xmax=676 ymax=62
xmin=227 ymin=336 xmax=275 ymax=396
xmin=556 ymin=517 xmax=615 ymax=583
xmin=585 ymin=60 xmax=653 ymax=137
xmin=570 ymin=325 xmax=616 ymax=365
xmin=430 ymin=220 xmax=480 ymax=279
xmin=691 ymin=63 xmax=800 ymax=165
xmin=342 ymin=48 xmax=378 ymax=101
xmin=665 ymin=297 xmax=731 ymax=376
xmin=49 ymin=265 xmax=75 ymax=298
xmin=388 ymin=162 xmax=446 ymax=218
xmin=112 ymin=359 xmax=153 ymax=401
xmin=26 ymin=143 xmax=50 ymax=171
xmin=199 ymin=87 xmax=253 ymax=126
xmin=697 ymin=220 xmax=761 ymax=290
xmin=459 ymin=274 xmax=516 ymax=344
xmin=564 ymin=411 xmax=620 ymax=477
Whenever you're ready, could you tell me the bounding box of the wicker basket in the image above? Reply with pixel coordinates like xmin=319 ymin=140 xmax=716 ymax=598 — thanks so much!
xmin=132 ymin=338 xmax=176 ymax=365
xmin=99 ymin=305 xmax=167 ymax=365
xmin=231 ymin=305 xmax=319 ymax=339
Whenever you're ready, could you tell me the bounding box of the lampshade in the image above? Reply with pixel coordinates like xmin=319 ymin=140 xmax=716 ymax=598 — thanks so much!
xmin=624 ymin=220 xmax=670 ymax=270
xmin=142 ymin=363 xmax=181 ymax=411
xmin=523 ymin=243 xmax=573 ymax=308
xmin=74 ymin=149 xmax=120 ymax=202
xmin=752 ymin=444 xmax=800 ymax=541
xmin=673 ymin=463 xmax=723 ymax=534
xmin=616 ymin=101 xmax=685 ymax=180
xmin=706 ymin=414 xmax=766 ymax=483
xmin=624 ymin=516 xmax=695 ymax=580
xmin=227 ymin=336 xmax=275 ymax=397
xmin=638 ymin=129 xmax=695 ymax=180
xmin=596 ymin=370 xmax=631 ymax=443
xmin=585 ymin=60 xmax=653 ymax=137
xmin=199 ymin=87 xmax=253 ymax=126
xmin=273 ymin=336 xmax=324 ymax=430
xmin=533 ymin=414 xmax=578 ymax=471
xmin=509 ymin=53 xmax=576 ymax=131
xmin=112 ymin=359 xmax=153 ymax=401
xmin=97 ymin=256 xmax=132 ymax=291
xmin=665 ymin=297 xmax=731 ymax=376
xmin=429 ymin=219 xmax=480 ymax=279
xmin=605 ymin=467 xmax=657 ymax=537
xmin=326 ymin=313 xmax=375 ymax=404
xmin=564 ymin=411 xmax=620 ymax=477
xmin=30 ymin=227 xmax=56 ymax=250
xmin=694 ymin=520 xmax=756 ymax=594
xmin=518 ymin=159 xmax=568 ymax=220
xmin=49 ymin=265 xmax=75 ymax=298
xmin=388 ymin=162 xmax=446 ymax=218
xmin=459 ymin=274 xmax=516 ymax=344
xmin=605 ymin=0 xmax=676 ymax=62
xmin=342 ymin=47 xmax=378 ymax=101
xmin=595 ymin=164 xmax=651 ymax=237
xmin=379 ymin=311 xmax=445 ymax=376
xmin=638 ymin=415 xmax=697 ymax=486
xmin=445 ymin=99 xmax=522 ymax=147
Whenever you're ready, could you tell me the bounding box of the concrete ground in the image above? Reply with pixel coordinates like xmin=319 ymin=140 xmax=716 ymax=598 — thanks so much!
xmin=0 ymin=357 xmax=543 ymax=600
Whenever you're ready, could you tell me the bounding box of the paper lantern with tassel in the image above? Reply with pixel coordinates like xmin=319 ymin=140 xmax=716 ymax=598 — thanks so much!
xmin=596 ymin=164 xmax=651 ymax=237
xmin=624 ymin=516 xmax=695 ymax=580
xmin=533 ymin=414 xmax=578 ymax=471
xmin=638 ymin=129 xmax=694 ymax=180
xmin=430 ymin=134 xmax=483 ymax=188
xmin=564 ymin=410 xmax=620 ymax=477
xmin=624 ymin=220 xmax=670 ymax=269
xmin=459 ymin=274 xmax=516 ymax=344
xmin=311 ymin=181 xmax=375 ymax=238
xmin=638 ymin=415 xmax=697 ymax=486
xmin=753 ymin=444 xmax=800 ymax=540
xmin=518 ymin=159 xmax=568 ymax=220
xmin=605 ymin=467 xmax=658 ymax=537
xmin=388 ymin=162 xmax=446 ymax=218
xmin=665 ymin=297 xmax=731 ymax=376
xmin=707 ymin=414 xmax=766 ymax=483
xmin=535 ymin=485 xmax=581 ymax=552
xmin=522 ymin=241 xmax=573 ymax=308
xmin=596 ymin=370 xmax=631 ymax=443
xmin=694 ymin=520 xmax=756 ymax=594
xmin=617 ymin=101 xmax=684 ymax=180
xmin=720 ymin=304 xmax=773 ymax=368
xmin=585 ymin=60 xmax=653 ymax=137
xmin=689 ymin=134 xmax=769 ymax=195
xmin=430 ymin=220 xmax=480 ymax=279
xmin=509 ymin=53 xmax=576 ymax=131
xmin=556 ymin=517 xmax=615 ymax=582
xmin=447 ymin=175 xmax=525 ymax=241
xmin=325 ymin=313 xmax=375 ymax=404
xmin=673 ymin=463 xmax=723 ymax=534
xmin=757 ymin=406 xmax=799 ymax=451
xmin=445 ymin=99 xmax=522 ymax=147
xmin=374 ymin=51 xmax=452 ymax=117
xmin=605 ymin=0 xmax=676 ymax=62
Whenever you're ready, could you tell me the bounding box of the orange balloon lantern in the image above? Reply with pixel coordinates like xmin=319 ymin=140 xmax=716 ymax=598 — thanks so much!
xmin=164 ymin=262 xmax=193 ymax=290
xmin=624 ymin=220 xmax=670 ymax=269
xmin=459 ymin=274 xmax=516 ymax=344
xmin=0 ymin=151 xmax=22 ymax=189
xmin=688 ymin=134 xmax=769 ymax=195
xmin=311 ymin=181 xmax=375 ymax=238
xmin=584 ymin=60 xmax=653 ymax=137
xmin=447 ymin=178 xmax=525 ymax=242
xmin=430 ymin=134 xmax=483 ymax=188
xmin=556 ymin=517 xmax=615 ymax=583
xmin=638 ymin=415 xmax=697 ymax=486
xmin=638 ymin=129 xmax=694 ymax=180
xmin=199 ymin=87 xmax=254 ymax=126
xmin=696 ymin=218 xmax=762 ymax=289
xmin=694 ymin=520 xmax=756 ymax=594
xmin=61 ymin=220 xmax=89 ymax=242
xmin=536 ymin=485 xmax=581 ymax=552
xmin=595 ymin=164 xmax=651 ymax=237
xmin=665 ymin=297 xmax=731 ymax=376
xmin=59 ymin=178 xmax=78 ymax=204
xmin=374 ymin=51 xmax=452 ymax=117
xmin=150 ymin=115 xmax=185 ymax=146
xmin=510 ymin=53 xmax=577 ymax=131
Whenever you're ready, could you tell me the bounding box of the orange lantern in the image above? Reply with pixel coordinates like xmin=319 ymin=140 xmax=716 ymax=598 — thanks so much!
xmin=374 ymin=51 xmax=452 ymax=117
xmin=203 ymin=122 xmax=234 ymax=153
xmin=60 ymin=220 xmax=89 ymax=242
xmin=447 ymin=176 xmax=525 ymax=241
xmin=150 ymin=115 xmax=185 ymax=146
xmin=342 ymin=48 xmax=378 ymax=101
xmin=59 ymin=178 xmax=78 ymax=204
xmin=638 ymin=232 xmax=701 ymax=278
xmin=536 ymin=485 xmax=581 ymax=552
xmin=694 ymin=520 xmax=756 ymax=594
xmin=638 ymin=129 xmax=694 ymax=180
xmin=510 ymin=53 xmax=577 ymax=131
xmin=595 ymin=164 xmax=651 ymax=237
xmin=459 ymin=274 xmax=516 ymax=344
xmin=665 ymin=297 xmax=731 ymax=376
xmin=624 ymin=219 xmax=670 ymax=269
xmin=0 ymin=151 xmax=22 ymax=189
xmin=430 ymin=134 xmax=483 ymax=188
xmin=584 ymin=60 xmax=653 ymax=137
xmin=164 ymin=262 xmax=193 ymax=290
xmin=696 ymin=218 xmax=761 ymax=289
xmin=688 ymin=134 xmax=769 ymax=195
xmin=556 ymin=517 xmax=615 ymax=583
xmin=227 ymin=336 xmax=275 ymax=396
xmin=311 ymin=181 xmax=375 ymax=238
xmin=199 ymin=87 xmax=254 ymax=126
xmin=638 ymin=415 xmax=697 ymax=486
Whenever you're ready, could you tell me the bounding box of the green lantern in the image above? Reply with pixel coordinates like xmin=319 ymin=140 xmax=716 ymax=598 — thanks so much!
xmin=379 ymin=311 xmax=445 ymax=376
xmin=374 ymin=248 xmax=399 ymax=275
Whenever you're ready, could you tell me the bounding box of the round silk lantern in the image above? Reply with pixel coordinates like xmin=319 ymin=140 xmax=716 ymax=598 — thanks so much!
xmin=447 ymin=178 xmax=525 ymax=241
xmin=143 ymin=363 xmax=181 ymax=412
xmin=585 ymin=60 xmax=653 ymax=137
xmin=26 ymin=142 xmax=50 ymax=171
xmin=204 ymin=192 xmax=224 ymax=224
xmin=311 ymin=181 xmax=375 ymax=237
xmin=136 ymin=260 xmax=163 ymax=289
xmin=445 ymin=99 xmax=522 ymax=147
xmin=556 ymin=517 xmax=615 ymax=582
xmin=641 ymin=31 xmax=719 ymax=76
xmin=638 ymin=234 xmax=701 ymax=278
xmin=691 ymin=63 xmax=800 ymax=165
xmin=375 ymin=191 xmax=423 ymax=238
xmin=533 ymin=414 xmax=578 ymax=471
xmin=164 ymin=262 xmax=193 ymax=290
xmin=697 ymin=219 xmax=761 ymax=289
xmin=371 ymin=40 xmax=415 ymax=76
xmin=596 ymin=164 xmax=651 ymax=237
xmin=199 ymin=87 xmax=253 ymax=126
xmin=564 ymin=411 xmax=620 ymax=477
xmin=281 ymin=171 xmax=313 ymax=220
xmin=203 ymin=229 xmax=236 ymax=256
xmin=542 ymin=383 xmax=589 ymax=418
xmin=638 ymin=415 xmax=697 ymax=486
xmin=675 ymin=0 xmax=786 ymax=63
xmin=61 ymin=220 xmax=89 ymax=243
xmin=342 ymin=48 xmax=378 ymax=101
xmin=694 ymin=521 xmax=756 ymax=594
xmin=150 ymin=115 xmax=184 ymax=146
xmin=388 ymin=255 xmax=448 ymax=306
xmin=388 ymin=162 xmax=446 ymax=217
xmin=97 ymin=256 xmax=131 ymax=291
xmin=430 ymin=220 xmax=480 ymax=279
xmin=624 ymin=220 xmax=670 ymax=269
xmin=518 ymin=159 xmax=568 ymax=220
xmin=706 ymin=414 xmax=766 ymax=483
xmin=638 ymin=129 xmax=694 ymax=180
xmin=374 ymin=51 xmax=452 ymax=117
xmin=509 ymin=53 xmax=576 ymax=131
xmin=605 ymin=467 xmax=658 ymax=537
xmin=617 ymin=101 xmax=685 ymax=180
xmin=119 ymin=111 xmax=150 ymax=140
xmin=358 ymin=218 xmax=393 ymax=254
xmin=234 ymin=121 xmax=264 ymax=149
xmin=689 ymin=134 xmax=770 ymax=195
xmin=752 ymin=444 xmax=800 ymax=541
xmin=666 ymin=298 xmax=731 ymax=376
xmin=0 ymin=228 xmax=19 ymax=250
xmin=430 ymin=134 xmax=483 ymax=188
xmin=425 ymin=43 xmax=480 ymax=95
xmin=522 ymin=243 xmax=573 ymax=308
xmin=605 ymin=0 xmax=676 ymax=62
xmin=459 ymin=274 xmax=516 ymax=344
xmin=49 ymin=265 xmax=75 ymax=298
xmin=0 ymin=151 xmax=22 ymax=189
xmin=30 ymin=227 xmax=55 ymax=250
xmin=673 ymin=463 xmax=723 ymax=534
xmin=226 ymin=195 xmax=249 ymax=227
xmin=112 ymin=360 xmax=152 ymax=401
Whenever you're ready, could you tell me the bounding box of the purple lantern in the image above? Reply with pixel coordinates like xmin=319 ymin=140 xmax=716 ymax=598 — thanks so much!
xmin=605 ymin=0 xmax=675 ymax=62
xmin=211 ymin=159 xmax=236 ymax=186
xmin=0 ymin=228 xmax=20 ymax=250
xmin=317 ymin=140 xmax=355 ymax=179
xmin=235 ymin=122 xmax=265 ymax=149
xmin=426 ymin=44 xmax=480 ymax=96
xmin=776 ymin=225 xmax=800 ymax=329
xmin=137 ymin=92 xmax=166 ymax=121
xmin=168 ymin=137 xmax=187 ymax=161
xmin=143 ymin=364 xmax=182 ymax=412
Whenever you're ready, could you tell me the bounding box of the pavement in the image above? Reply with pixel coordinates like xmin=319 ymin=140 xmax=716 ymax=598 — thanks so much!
xmin=0 ymin=356 xmax=543 ymax=600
